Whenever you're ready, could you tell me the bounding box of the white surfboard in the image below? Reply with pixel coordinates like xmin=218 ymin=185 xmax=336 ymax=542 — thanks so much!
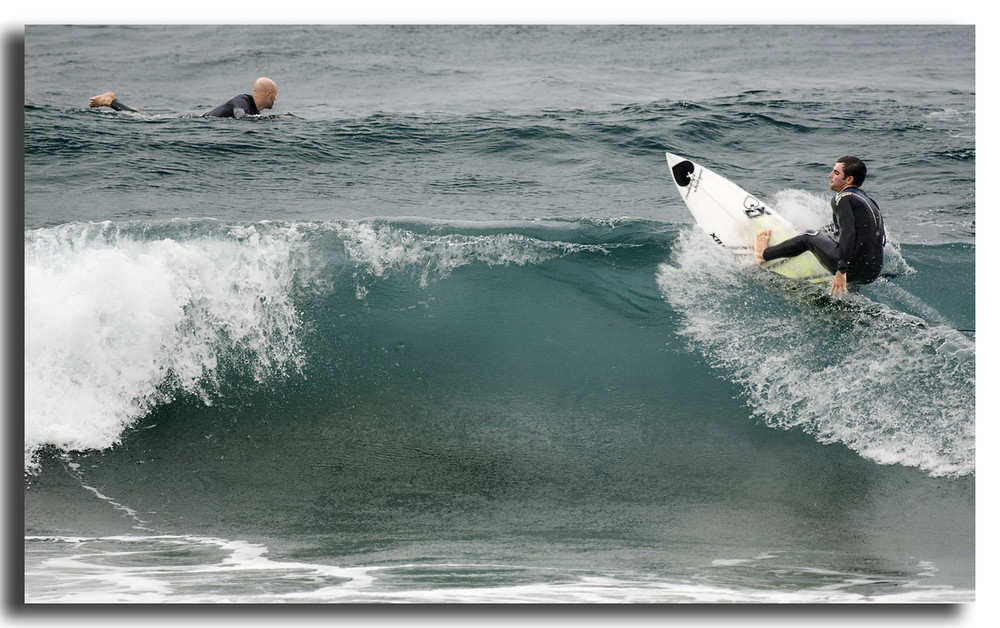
xmin=665 ymin=152 xmax=832 ymax=284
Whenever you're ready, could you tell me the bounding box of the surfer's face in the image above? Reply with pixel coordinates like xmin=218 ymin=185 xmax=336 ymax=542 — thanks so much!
xmin=829 ymin=163 xmax=853 ymax=192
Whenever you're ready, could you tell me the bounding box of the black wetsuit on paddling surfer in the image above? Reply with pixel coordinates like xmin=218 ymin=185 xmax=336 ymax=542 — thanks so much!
xmin=88 ymin=77 xmax=277 ymax=118
xmin=754 ymin=156 xmax=885 ymax=298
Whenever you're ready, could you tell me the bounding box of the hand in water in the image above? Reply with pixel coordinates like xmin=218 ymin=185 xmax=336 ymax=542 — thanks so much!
xmin=829 ymin=271 xmax=848 ymax=298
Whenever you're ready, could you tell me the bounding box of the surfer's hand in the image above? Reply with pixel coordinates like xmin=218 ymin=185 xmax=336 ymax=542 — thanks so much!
xmin=830 ymin=271 xmax=848 ymax=298
xmin=89 ymin=92 xmax=115 ymax=108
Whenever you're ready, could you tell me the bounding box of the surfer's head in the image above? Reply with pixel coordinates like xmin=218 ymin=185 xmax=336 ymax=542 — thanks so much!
xmin=830 ymin=156 xmax=866 ymax=191
xmin=252 ymin=77 xmax=278 ymax=111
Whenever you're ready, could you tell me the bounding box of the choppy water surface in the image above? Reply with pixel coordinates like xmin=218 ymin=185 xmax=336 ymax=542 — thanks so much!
xmin=23 ymin=25 xmax=974 ymax=603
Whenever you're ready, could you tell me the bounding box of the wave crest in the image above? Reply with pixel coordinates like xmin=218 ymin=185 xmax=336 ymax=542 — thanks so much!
xmin=24 ymin=222 xmax=306 ymax=472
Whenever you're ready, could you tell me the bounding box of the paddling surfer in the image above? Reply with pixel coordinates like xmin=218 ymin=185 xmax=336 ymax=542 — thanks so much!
xmin=88 ymin=77 xmax=278 ymax=118
xmin=753 ymin=156 xmax=885 ymax=298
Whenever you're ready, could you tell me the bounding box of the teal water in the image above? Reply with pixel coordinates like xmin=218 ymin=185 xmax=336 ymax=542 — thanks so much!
xmin=22 ymin=25 xmax=974 ymax=603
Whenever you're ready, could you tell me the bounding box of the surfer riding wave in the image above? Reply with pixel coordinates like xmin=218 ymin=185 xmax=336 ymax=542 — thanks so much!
xmin=754 ymin=156 xmax=885 ymax=298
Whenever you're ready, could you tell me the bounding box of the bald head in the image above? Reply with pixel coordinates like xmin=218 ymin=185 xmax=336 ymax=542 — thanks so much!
xmin=252 ymin=77 xmax=277 ymax=111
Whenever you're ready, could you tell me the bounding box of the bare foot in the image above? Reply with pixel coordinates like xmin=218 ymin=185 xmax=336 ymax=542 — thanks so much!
xmin=753 ymin=230 xmax=770 ymax=264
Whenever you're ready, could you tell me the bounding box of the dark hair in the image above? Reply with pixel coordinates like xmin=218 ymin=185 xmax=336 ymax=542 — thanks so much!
xmin=838 ymin=156 xmax=867 ymax=187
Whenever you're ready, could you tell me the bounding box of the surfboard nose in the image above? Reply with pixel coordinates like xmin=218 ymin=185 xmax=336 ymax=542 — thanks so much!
xmin=666 ymin=153 xmax=696 ymax=187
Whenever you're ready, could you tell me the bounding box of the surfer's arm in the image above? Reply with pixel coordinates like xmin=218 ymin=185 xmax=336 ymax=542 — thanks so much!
xmin=832 ymin=198 xmax=856 ymax=273
xmin=89 ymin=91 xmax=140 ymax=112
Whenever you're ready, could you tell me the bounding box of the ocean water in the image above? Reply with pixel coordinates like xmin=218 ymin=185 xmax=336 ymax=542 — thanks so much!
xmin=22 ymin=25 xmax=975 ymax=605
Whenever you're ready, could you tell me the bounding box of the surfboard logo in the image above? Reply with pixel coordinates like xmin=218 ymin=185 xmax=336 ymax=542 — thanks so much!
xmin=685 ymin=169 xmax=702 ymax=198
xmin=671 ymin=160 xmax=696 ymax=187
xmin=671 ymin=160 xmax=701 ymax=199
xmin=743 ymin=196 xmax=771 ymax=219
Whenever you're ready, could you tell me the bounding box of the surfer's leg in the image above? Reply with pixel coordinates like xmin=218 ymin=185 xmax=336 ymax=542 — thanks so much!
xmin=800 ymin=234 xmax=840 ymax=275
xmin=761 ymin=233 xmax=811 ymax=262
xmin=762 ymin=233 xmax=840 ymax=273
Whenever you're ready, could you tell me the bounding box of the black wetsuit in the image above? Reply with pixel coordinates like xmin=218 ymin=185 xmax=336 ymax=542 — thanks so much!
xmin=107 ymin=98 xmax=139 ymax=113
xmin=107 ymin=94 xmax=260 ymax=118
xmin=200 ymin=94 xmax=260 ymax=118
xmin=762 ymin=187 xmax=885 ymax=285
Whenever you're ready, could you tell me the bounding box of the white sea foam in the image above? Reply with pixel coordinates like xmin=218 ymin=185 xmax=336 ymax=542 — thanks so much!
xmin=331 ymin=220 xmax=616 ymax=288
xmin=24 ymin=534 xmax=972 ymax=603
xmin=769 ymin=188 xmax=831 ymax=232
xmin=24 ymin=223 xmax=306 ymax=472
xmin=24 ymin=534 xmax=375 ymax=603
xmin=656 ymin=228 xmax=974 ymax=477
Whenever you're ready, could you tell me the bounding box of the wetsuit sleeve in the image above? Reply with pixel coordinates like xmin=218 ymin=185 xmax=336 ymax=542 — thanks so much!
xmin=833 ymin=196 xmax=856 ymax=273
xmin=108 ymin=98 xmax=139 ymax=112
